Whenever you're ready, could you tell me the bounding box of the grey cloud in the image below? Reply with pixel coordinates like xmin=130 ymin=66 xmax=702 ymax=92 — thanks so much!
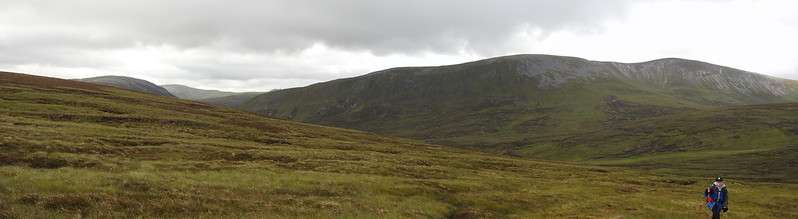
xmin=2 ymin=0 xmax=631 ymax=55
xmin=174 ymin=60 xmax=332 ymax=81
xmin=0 ymin=33 xmax=127 ymax=67
xmin=0 ymin=0 xmax=634 ymax=90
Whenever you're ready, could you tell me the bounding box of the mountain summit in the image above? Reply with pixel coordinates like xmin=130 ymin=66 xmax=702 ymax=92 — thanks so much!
xmin=362 ymin=54 xmax=793 ymax=96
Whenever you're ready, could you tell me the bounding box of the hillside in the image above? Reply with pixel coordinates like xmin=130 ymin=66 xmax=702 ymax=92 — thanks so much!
xmin=242 ymin=54 xmax=798 ymax=149
xmin=7 ymin=71 xmax=797 ymax=218
xmin=77 ymin=76 xmax=174 ymax=97
xmin=514 ymin=102 xmax=798 ymax=181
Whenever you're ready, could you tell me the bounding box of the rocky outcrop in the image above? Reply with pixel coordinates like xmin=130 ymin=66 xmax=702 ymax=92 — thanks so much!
xmin=610 ymin=58 xmax=792 ymax=96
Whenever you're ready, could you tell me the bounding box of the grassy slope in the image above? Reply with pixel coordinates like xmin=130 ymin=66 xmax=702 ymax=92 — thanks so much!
xmin=1 ymin=72 xmax=797 ymax=218
xmin=518 ymin=102 xmax=798 ymax=182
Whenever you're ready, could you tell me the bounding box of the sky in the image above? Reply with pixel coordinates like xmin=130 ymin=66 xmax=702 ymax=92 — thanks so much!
xmin=1 ymin=0 xmax=797 ymax=92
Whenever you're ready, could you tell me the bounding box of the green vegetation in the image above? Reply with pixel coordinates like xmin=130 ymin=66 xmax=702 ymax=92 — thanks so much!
xmin=516 ymin=102 xmax=798 ymax=181
xmin=2 ymin=72 xmax=797 ymax=218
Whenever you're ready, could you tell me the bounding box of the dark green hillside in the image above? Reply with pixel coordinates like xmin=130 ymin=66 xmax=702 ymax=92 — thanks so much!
xmin=6 ymin=71 xmax=796 ymax=218
xmin=242 ymin=55 xmax=798 ymax=149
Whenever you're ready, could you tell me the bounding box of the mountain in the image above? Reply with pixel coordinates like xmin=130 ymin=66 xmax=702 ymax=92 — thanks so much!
xmin=161 ymin=84 xmax=238 ymax=100
xmin=242 ymin=54 xmax=798 ymax=149
xmin=8 ymin=71 xmax=795 ymax=218
xmin=77 ymin=75 xmax=175 ymax=97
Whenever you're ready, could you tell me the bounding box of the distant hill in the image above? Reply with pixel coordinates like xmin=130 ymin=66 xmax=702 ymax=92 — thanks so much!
xmin=161 ymin=84 xmax=238 ymax=100
xmin=77 ymin=75 xmax=175 ymax=97
xmin=242 ymin=54 xmax=798 ymax=149
xmin=162 ymin=84 xmax=263 ymax=108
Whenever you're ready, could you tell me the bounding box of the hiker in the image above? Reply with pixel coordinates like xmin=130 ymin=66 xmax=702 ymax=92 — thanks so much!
xmin=704 ymin=176 xmax=729 ymax=219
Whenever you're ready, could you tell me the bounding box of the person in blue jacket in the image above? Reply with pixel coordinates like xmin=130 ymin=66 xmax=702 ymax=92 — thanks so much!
xmin=704 ymin=176 xmax=729 ymax=219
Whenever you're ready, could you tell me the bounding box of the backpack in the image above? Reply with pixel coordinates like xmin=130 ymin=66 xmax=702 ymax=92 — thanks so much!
xmin=705 ymin=186 xmax=718 ymax=203
xmin=705 ymin=184 xmax=726 ymax=209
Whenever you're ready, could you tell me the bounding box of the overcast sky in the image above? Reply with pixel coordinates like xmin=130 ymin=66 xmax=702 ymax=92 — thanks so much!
xmin=1 ymin=0 xmax=797 ymax=91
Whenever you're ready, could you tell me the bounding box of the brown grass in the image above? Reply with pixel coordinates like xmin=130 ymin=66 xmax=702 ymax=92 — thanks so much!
xmin=0 ymin=71 xmax=105 ymax=91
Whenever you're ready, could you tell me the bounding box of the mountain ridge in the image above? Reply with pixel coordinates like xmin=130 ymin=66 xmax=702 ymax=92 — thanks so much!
xmin=77 ymin=75 xmax=175 ymax=97
xmin=302 ymin=54 xmax=795 ymax=97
